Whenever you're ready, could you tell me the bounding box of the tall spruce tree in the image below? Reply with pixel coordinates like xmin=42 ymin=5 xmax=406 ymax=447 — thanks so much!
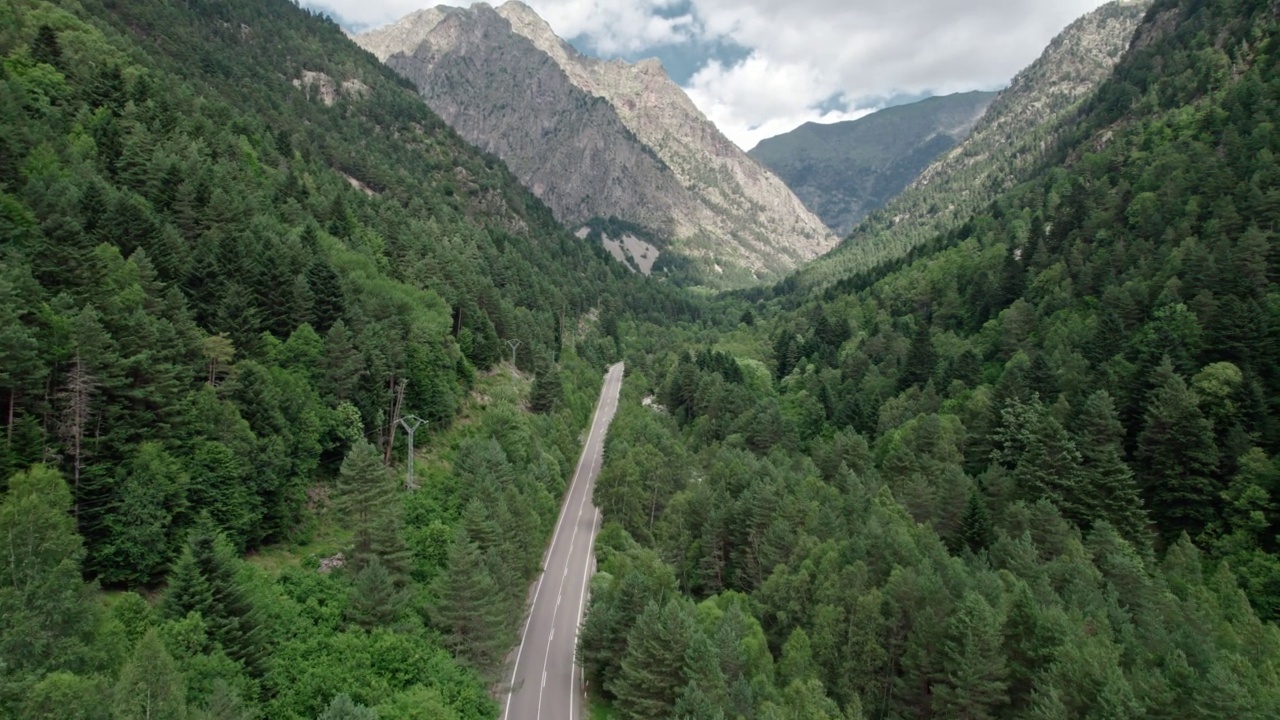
xmin=430 ymin=535 xmax=512 ymax=678
xmin=932 ymin=592 xmax=1009 ymax=720
xmin=611 ymin=599 xmax=699 ymax=720
xmin=346 ymin=556 xmax=405 ymax=630
xmin=1075 ymin=391 xmax=1148 ymax=543
xmin=337 ymin=440 xmax=412 ymax=579
xmin=1136 ymin=361 xmax=1221 ymax=542
xmin=162 ymin=519 xmax=266 ymax=677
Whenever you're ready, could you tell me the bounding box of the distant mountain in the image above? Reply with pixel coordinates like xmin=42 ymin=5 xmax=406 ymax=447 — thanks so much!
xmin=749 ymin=91 xmax=997 ymax=236
xmin=794 ymin=0 xmax=1151 ymax=289
xmin=356 ymin=1 xmax=835 ymax=287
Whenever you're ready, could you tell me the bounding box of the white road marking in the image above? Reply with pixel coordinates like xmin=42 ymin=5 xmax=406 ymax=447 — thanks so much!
xmin=502 ymin=364 xmax=622 ymax=720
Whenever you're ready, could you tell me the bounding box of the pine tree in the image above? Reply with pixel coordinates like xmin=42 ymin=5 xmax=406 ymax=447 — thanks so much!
xmin=931 ymin=592 xmax=1009 ymax=720
xmin=346 ymin=556 xmax=405 ymax=630
xmin=112 ymin=628 xmax=188 ymax=720
xmin=901 ymin=324 xmax=936 ymax=390
xmin=958 ymin=491 xmax=994 ymax=553
xmin=995 ymin=399 xmax=1086 ymax=522
xmin=162 ymin=545 xmax=212 ymax=620
xmin=778 ymin=627 xmax=818 ymax=687
xmin=30 ymin=25 xmax=63 ymax=69
xmin=100 ymin=442 xmax=190 ymax=586
xmin=681 ymin=629 xmax=729 ymax=716
xmin=529 ymin=364 xmax=562 ymax=414
xmin=0 ymin=466 xmax=99 ymax=680
xmin=162 ymin=520 xmax=266 ymax=677
xmin=306 ymin=257 xmax=345 ymax=332
xmin=198 ymin=680 xmax=253 ymax=720
xmin=1136 ymin=361 xmax=1220 ymax=542
xmin=1002 ymin=581 xmax=1063 ymax=714
xmin=430 ymin=535 xmax=512 ymax=677
xmin=0 ymin=278 xmax=43 ymax=459
xmin=1075 ymin=391 xmax=1148 ymax=542
xmin=611 ymin=599 xmax=698 ymax=720
xmin=322 ymin=320 xmax=365 ymax=403
xmin=317 ymin=695 xmax=376 ymax=720
xmin=337 ymin=441 xmax=412 ymax=580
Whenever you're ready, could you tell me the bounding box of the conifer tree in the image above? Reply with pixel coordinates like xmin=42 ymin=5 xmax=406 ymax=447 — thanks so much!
xmin=346 ymin=556 xmax=405 ymax=630
xmin=778 ymin=627 xmax=818 ymax=687
xmin=337 ymin=440 xmax=412 ymax=579
xmin=1136 ymin=361 xmax=1220 ymax=542
xmin=681 ymin=629 xmax=729 ymax=715
xmin=994 ymin=399 xmax=1086 ymax=522
xmin=30 ymin=25 xmax=63 ymax=69
xmin=900 ymin=324 xmax=936 ymax=390
xmin=0 ymin=466 xmax=98 ymax=681
xmin=1075 ymin=391 xmax=1148 ymax=542
xmin=958 ymin=491 xmax=994 ymax=553
xmin=317 ymin=695 xmax=376 ymax=720
xmin=112 ymin=628 xmax=188 ymax=720
xmin=611 ymin=599 xmax=699 ymax=720
xmin=162 ymin=519 xmax=266 ymax=677
xmin=100 ymin=442 xmax=190 ymax=586
xmin=430 ymin=535 xmax=512 ymax=677
xmin=931 ymin=592 xmax=1009 ymax=720
xmin=529 ymin=364 xmax=562 ymax=414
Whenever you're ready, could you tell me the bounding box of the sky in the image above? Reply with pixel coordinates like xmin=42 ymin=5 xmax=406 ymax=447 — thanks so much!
xmin=304 ymin=0 xmax=1116 ymax=150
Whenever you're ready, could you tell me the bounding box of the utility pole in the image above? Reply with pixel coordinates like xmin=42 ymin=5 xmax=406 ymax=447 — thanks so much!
xmin=397 ymin=414 xmax=426 ymax=491
xmin=505 ymin=339 xmax=522 ymax=375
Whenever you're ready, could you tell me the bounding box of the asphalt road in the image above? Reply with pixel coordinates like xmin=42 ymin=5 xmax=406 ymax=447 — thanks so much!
xmin=502 ymin=362 xmax=625 ymax=720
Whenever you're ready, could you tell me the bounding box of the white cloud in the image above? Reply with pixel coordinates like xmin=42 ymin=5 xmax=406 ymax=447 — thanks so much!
xmin=522 ymin=0 xmax=697 ymax=53
xmin=310 ymin=0 xmax=1118 ymax=147
xmin=684 ymin=54 xmax=873 ymax=148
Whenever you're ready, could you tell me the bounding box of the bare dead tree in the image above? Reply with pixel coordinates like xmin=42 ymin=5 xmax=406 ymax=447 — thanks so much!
xmin=383 ymin=377 xmax=407 ymax=466
xmin=58 ymin=349 xmax=96 ymax=518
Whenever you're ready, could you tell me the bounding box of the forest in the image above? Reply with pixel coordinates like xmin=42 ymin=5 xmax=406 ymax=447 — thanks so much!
xmin=4 ymin=0 xmax=1280 ymax=718
xmin=0 ymin=0 xmax=692 ymax=717
xmin=580 ymin=0 xmax=1280 ymax=718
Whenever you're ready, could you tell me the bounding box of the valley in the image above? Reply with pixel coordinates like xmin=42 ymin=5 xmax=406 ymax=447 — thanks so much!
xmin=3 ymin=1 xmax=1280 ymax=719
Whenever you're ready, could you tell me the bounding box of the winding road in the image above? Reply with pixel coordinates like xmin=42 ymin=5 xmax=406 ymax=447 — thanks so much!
xmin=502 ymin=362 xmax=624 ymax=720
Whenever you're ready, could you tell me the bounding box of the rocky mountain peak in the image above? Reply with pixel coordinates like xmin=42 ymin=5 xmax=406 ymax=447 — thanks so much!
xmin=356 ymin=5 xmax=458 ymax=62
xmin=358 ymin=2 xmax=834 ymax=286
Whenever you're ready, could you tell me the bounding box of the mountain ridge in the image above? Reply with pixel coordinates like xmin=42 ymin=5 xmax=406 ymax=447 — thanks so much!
xmin=356 ymin=1 xmax=835 ymax=286
xmin=790 ymin=0 xmax=1152 ymax=291
xmin=750 ymin=91 xmax=998 ymax=236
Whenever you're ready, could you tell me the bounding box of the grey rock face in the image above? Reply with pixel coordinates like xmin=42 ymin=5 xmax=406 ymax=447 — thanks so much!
xmin=357 ymin=2 xmax=835 ymax=285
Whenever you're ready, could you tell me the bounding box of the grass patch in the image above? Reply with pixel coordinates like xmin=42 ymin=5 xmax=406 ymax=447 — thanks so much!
xmin=244 ymin=513 xmax=352 ymax=576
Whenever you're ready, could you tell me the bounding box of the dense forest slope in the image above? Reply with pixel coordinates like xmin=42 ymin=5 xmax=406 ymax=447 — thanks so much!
xmin=582 ymin=0 xmax=1280 ymax=718
xmin=749 ymin=91 xmax=997 ymax=236
xmin=793 ymin=0 xmax=1149 ymax=291
xmin=357 ymin=1 xmax=836 ymax=288
xmin=0 ymin=0 xmax=692 ymax=717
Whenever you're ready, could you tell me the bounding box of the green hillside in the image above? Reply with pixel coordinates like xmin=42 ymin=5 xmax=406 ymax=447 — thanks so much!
xmin=794 ymin=0 xmax=1150 ymax=293
xmin=0 ymin=0 xmax=691 ymax=717
xmin=749 ymin=91 xmax=996 ymax=236
xmin=7 ymin=0 xmax=1280 ymax=718
xmin=582 ymin=0 xmax=1280 ymax=718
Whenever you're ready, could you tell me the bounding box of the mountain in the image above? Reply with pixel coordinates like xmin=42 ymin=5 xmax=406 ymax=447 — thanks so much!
xmin=0 ymin=0 xmax=692 ymax=716
xmin=356 ymin=1 xmax=835 ymax=287
xmin=793 ymin=0 xmax=1151 ymax=290
xmin=749 ymin=91 xmax=998 ymax=236
xmin=581 ymin=0 xmax=1280 ymax=718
